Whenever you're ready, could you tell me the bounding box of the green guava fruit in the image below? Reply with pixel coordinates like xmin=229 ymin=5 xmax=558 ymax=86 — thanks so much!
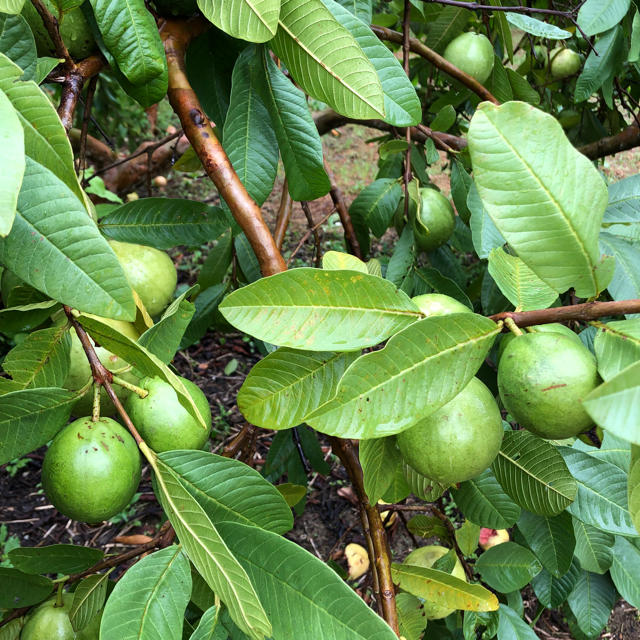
xmin=109 ymin=240 xmax=177 ymax=317
xmin=403 ymin=545 xmax=466 ymax=619
xmin=443 ymin=32 xmax=495 ymax=84
xmin=153 ymin=0 xmax=199 ymax=16
xmin=22 ymin=0 xmax=97 ymax=60
xmin=498 ymin=332 xmax=600 ymax=439
xmin=413 ymin=188 xmax=455 ymax=253
xmin=497 ymin=323 xmax=582 ymax=364
xmin=125 ymin=376 xmax=212 ymax=452
xmin=531 ymin=44 xmax=549 ymax=69
xmin=412 ymin=293 xmax=471 ymax=317
xmin=42 ymin=417 xmax=141 ymax=523
xmin=63 ymin=315 xmax=140 ymax=417
xmin=397 ymin=378 xmax=503 ymax=485
xmin=549 ymin=47 xmax=581 ymax=79
xmin=557 ymin=109 xmax=581 ymax=129
xmin=21 ymin=594 xmax=74 ymax=640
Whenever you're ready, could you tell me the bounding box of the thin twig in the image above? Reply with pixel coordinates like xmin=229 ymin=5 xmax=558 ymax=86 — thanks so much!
xmin=301 ymin=201 xmax=323 ymax=268
xmin=292 ymin=428 xmax=311 ymax=474
xmin=30 ymin=0 xmax=73 ymax=68
xmin=286 ymin=208 xmax=334 ymax=266
xmin=77 ymin=75 xmax=98 ymax=179
xmin=274 ymin=179 xmax=294 ymax=251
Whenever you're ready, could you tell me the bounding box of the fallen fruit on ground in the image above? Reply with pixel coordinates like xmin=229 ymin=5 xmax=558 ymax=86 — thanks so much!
xmin=412 ymin=293 xmax=471 ymax=317
xmin=413 ymin=188 xmax=456 ymax=253
xmin=443 ymin=32 xmax=495 ymax=83
xmin=345 ymin=543 xmax=370 ymax=580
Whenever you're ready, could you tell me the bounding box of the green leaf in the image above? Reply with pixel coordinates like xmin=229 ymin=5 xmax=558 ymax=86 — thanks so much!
xmin=630 ymin=445 xmax=640 ymax=535
xmin=322 ymin=250 xmax=368 ymax=273
xmin=456 ymin=520 xmax=480 ymax=556
xmin=577 ymin=0 xmax=630 ymax=36
xmin=567 ymin=570 xmax=616 ymax=637
xmin=468 ymin=101 xmax=610 ymax=298
xmin=468 ymin=182 xmax=504 ymax=260
xmin=198 ymin=230 xmax=234 ymax=289
xmin=385 ymin=226 xmax=414 ymax=288
xmin=101 ymin=546 xmax=191 ymax=640
xmin=492 ymin=431 xmax=577 ymax=517
xmin=594 ymin=319 xmax=640 ymax=381
xmin=179 ymin=284 xmax=226 ymax=350
xmin=335 ymin=0 xmax=371 ymax=23
xmin=322 ymin=0 xmax=420 ymax=126
xmin=0 ymin=299 xmax=59 ymax=338
xmin=504 ymin=13 xmax=571 ymax=39
xmin=254 ymin=46 xmax=330 ymax=201
xmin=88 ymin=0 xmax=166 ymax=85
xmin=609 ymin=535 xmax=640 ymax=608
xmin=70 ymin=573 xmax=109 ymax=632
xmin=218 ymin=521 xmax=397 ymax=639
xmin=157 ymin=449 xmax=293 ymax=534
xmin=425 ymin=5 xmax=470 ymax=53
xmin=8 ymin=544 xmax=102 ymax=575
xmin=361 ymin=436 xmax=405 ymax=504
xmin=0 ymin=387 xmax=74 ymax=465
xmin=516 ymin=511 xmax=575 ymax=577
xmin=0 ymin=618 xmax=23 ymax=640
xmin=0 ymin=1 xmax=26 ymax=14
xmin=559 ymin=446 xmax=636 ymax=536
xmin=451 ymin=159 xmax=472 ymax=224
xmin=0 ymin=568 xmax=52 ymax=608
xmin=488 ymin=1 xmax=513 ymax=63
xmin=99 ymin=198 xmax=232 ymax=250
xmin=238 ymin=348 xmax=357 ymax=430
xmin=572 ymin=519 xmax=614 ymax=574
xmin=599 ymin=232 xmax=640 ymax=308
xmin=406 ymin=515 xmax=450 ymax=542
xmin=452 ymin=469 xmax=521 ymax=529
xmin=574 ymin=431 xmax=631 ymax=472
xmin=150 ymin=452 xmax=271 ymax=640
xmin=583 ymin=360 xmax=640 ymax=445
xmin=488 ymin=247 xmax=557 ymax=311
xmin=349 ymin=178 xmax=402 ymax=239
xmin=396 ymin=592 xmax=425 ymax=640
xmin=219 ymin=268 xmax=421 ymax=351
xmin=223 ymin=47 xmax=278 ymax=207
xmin=270 ymin=0 xmax=384 ymax=120
xmin=191 ymin=605 xmax=225 ymax=640
xmin=475 ymin=542 xmax=542 ymax=592
xmin=604 ymin=173 xmax=640 ymax=223
xmin=531 ymin=560 xmax=580 ymax=609
xmin=276 ymin=482 xmax=306 ymax=507
xmin=391 ymin=563 xmax=499 ymax=612
xmin=497 ymin=604 xmax=539 ymax=640
xmin=307 ymin=313 xmax=500 ymax=438
xmin=197 ymin=0 xmax=280 ymax=43
xmin=0 ymin=13 xmax=36 ymax=80
xmin=413 ymin=266 xmax=472 ymax=309
xmin=402 ymin=462 xmax=447 ymax=502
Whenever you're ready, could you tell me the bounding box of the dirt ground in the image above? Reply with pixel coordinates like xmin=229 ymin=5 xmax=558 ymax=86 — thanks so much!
xmin=2 ymin=125 xmax=639 ymax=639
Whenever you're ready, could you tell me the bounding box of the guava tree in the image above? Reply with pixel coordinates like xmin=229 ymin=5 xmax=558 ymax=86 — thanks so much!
xmin=1 ymin=0 xmax=640 ymax=639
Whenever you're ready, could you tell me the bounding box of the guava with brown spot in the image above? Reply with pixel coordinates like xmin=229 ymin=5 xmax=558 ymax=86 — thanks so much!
xmin=397 ymin=378 xmax=503 ymax=485
xmin=20 ymin=593 xmax=74 ymax=640
xmin=403 ymin=545 xmax=466 ymax=619
xmin=42 ymin=417 xmax=141 ymax=523
xmin=498 ymin=332 xmax=600 ymax=439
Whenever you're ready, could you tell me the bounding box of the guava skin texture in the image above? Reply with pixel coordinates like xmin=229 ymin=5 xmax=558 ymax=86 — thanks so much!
xmin=443 ymin=32 xmax=495 ymax=84
xmin=125 ymin=376 xmax=212 ymax=452
xmin=497 ymin=322 xmax=583 ymax=364
xmin=413 ymin=188 xmax=456 ymax=252
xmin=109 ymin=240 xmax=177 ymax=317
xmin=42 ymin=417 xmax=141 ymax=523
xmin=498 ymin=333 xmax=600 ymax=439
xmin=550 ymin=47 xmax=581 ymax=79
xmin=397 ymin=378 xmax=503 ymax=485
xmin=411 ymin=293 xmax=471 ymax=317
xmin=403 ymin=545 xmax=466 ymax=619
xmin=20 ymin=594 xmax=74 ymax=640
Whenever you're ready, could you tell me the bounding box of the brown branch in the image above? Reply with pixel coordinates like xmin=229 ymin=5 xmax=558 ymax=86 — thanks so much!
xmin=301 ymin=201 xmax=322 ymax=268
xmin=160 ymin=19 xmax=286 ymax=276
xmin=371 ymin=25 xmax=499 ymax=105
xmin=31 ymin=0 xmax=73 ymax=68
xmin=274 ymin=179 xmax=294 ymax=251
xmin=419 ymin=0 xmax=576 ymax=16
xmin=57 ymin=55 xmax=104 ymax=132
xmin=77 ymin=75 xmax=98 ymax=178
xmin=286 ymin=208 xmax=334 ymax=266
xmin=490 ymin=299 xmax=640 ymax=329
xmin=330 ymin=438 xmax=400 ymax=636
xmin=579 ymin=123 xmax=640 ymax=160
xmin=222 ymin=423 xmax=256 ymax=459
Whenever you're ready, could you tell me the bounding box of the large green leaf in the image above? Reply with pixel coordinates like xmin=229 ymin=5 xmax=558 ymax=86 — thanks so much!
xmin=0 ymin=13 xmax=36 ymax=80
xmin=497 ymin=604 xmax=539 ymax=640
xmin=349 ymin=178 xmax=403 ymax=239
xmin=0 ymin=568 xmax=53 ymax=608
xmin=307 ymin=313 xmax=500 ymax=438
xmin=572 ymin=520 xmax=614 ymax=574
xmin=0 ymin=88 xmax=23 ymax=237
xmin=516 ymin=511 xmax=575 ymax=577
xmin=101 ymin=546 xmax=191 ymax=640
xmin=197 ymin=0 xmax=280 ymax=43
xmin=531 ymin=559 xmax=580 ymax=608
xmin=237 ymin=348 xmax=357 ymax=429
xmin=487 ymin=247 xmax=557 ymax=311
xmin=475 ymin=542 xmax=542 ymax=592
xmin=425 ymin=5 xmax=470 ymax=53
xmin=560 ymin=446 xmax=636 ymax=536
xmin=391 ymin=564 xmax=498 ymax=612
xmin=99 ymin=199 xmax=232 ymax=250
xmin=491 ymin=431 xmax=577 ymax=517
xmin=360 ymin=436 xmax=406 ymax=504
xmin=577 ymin=0 xmax=630 ymax=36
xmin=270 ymin=0 xmax=384 ymax=120
xmin=468 ymin=101 xmax=611 ymax=298
xmin=395 ymin=592 xmax=425 ymax=640
xmin=593 ymin=319 xmax=640 ymax=381
xmin=567 ymin=571 xmax=616 ymax=637
xmin=89 ymin=0 xmax=166 ymax=85
xmin=70 ymin=573 xmax=109 ymax=632
xmin=218 ymin=522 xmax=397 ymax=639
xmin=158 ymin=450 xmax=293 ymax=534
xmin=223 ymin=47 xmax=278 ymax=207
xmin=504 ymin=13 xmax=571 ymax=39
xmin=322 ymin=0 xmax=420 ymax=126
xmin=402 ymin=462 xmax=447 ymax=502
xmin=604 ymin=174 xmax=640 ymax=223
xmin=583 ymin=360 xmax=640 ymax=445
xmin=452 ymin=469 xmax=521 ymax=529
xmin=0 ymin=387 xmax=75 ymax=465
xmin=599 ymin=232 xmax=640 ymax=309
xmin=149 ymin=450 xmax=271 ymax=640
xmin=8 ymin=544 xmax=103 ymax=575
xmin=609 ymin=535 xmax=640 ymax=608
xmin=468 ymin=182 xmax=505 ymax=259
xmin=254 ymin=46 xmax=330 ymax=201
xmin=0 ymin=159 xmax=135 ymax=319
xmin=573 ymin=431 xmax=630 ymax=471
xmin=219 ymin=268 xmax=421 ymax=351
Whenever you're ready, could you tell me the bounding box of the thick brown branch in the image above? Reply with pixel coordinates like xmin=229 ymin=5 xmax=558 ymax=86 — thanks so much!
xmin=274 ymin=179 xmax=293 ymax=251
xmin=57 ymin=55 xmax=104 ymax=132
xmin=160 ymin=19 xmax=286 ymax=276
xmin=579 ymin=124 xmax=640 ymax=160
xmin=371 ymin=25 xmax=499 ymax=105
xmin=324 ymin=161 xmax=362 ymax=259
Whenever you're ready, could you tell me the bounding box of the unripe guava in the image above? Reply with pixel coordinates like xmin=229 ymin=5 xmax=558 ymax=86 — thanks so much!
xmin=109 ymin=240 xmax=177 ymax=317
xmin=42 ymin=417 xmax=141 ymax=523
xmin=557 ymin=109 xmax=581 ymax=129
xmin=498 ymin=332 xmax=599 ymax=439
xmin=125 ymin=376 xmax=212 ymax=452
xmin=411 ymin=293 xmax=471 ymax=317
xmin=20 ymin=594 xmax=74 ymax=640
xmin=443 ymin=32 xmax=495 ymax=84
xmin=497 ymin=323 xmax=582 ymax=364
xmin=550 ymin=47 xmax=581 ymax=79
xmin=413 ymin=188 xmax=455 ymax=253
xmin=397 ymin=378 xmax=503 ymax=485
xmin=403 ymin=545 xmax=466 ymax=619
